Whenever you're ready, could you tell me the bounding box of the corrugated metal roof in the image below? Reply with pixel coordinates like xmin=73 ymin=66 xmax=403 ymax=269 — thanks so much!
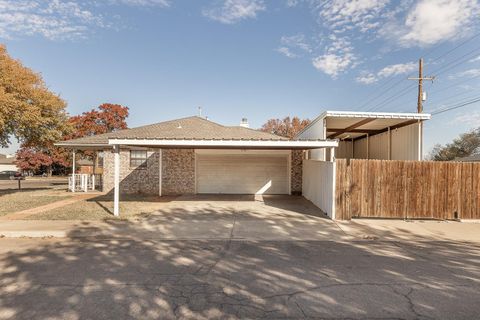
xmin=57 ymin=116 xmax=288 ymax=147
xmin=296 ymin=110 xmax=431 ymax=140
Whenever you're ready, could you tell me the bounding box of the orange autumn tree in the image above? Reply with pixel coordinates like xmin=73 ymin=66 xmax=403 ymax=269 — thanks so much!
xmin=260 ymin=116 xmax=311 ymax=139
xmin=68 ymin=103 xmax=129 ymax=140
xmin=16 ymin=104 xmax=129 ymax=175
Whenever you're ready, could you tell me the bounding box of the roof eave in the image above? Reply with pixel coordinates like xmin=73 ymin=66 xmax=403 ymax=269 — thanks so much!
xmin=107 ymin=138 xmax=338 ymax=150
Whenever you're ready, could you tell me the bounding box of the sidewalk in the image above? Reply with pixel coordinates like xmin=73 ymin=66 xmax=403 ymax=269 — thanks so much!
xmin=1 ymin=218 xmax=479 ymax=242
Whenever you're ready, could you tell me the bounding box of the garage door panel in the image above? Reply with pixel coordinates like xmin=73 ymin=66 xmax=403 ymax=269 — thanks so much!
xmin=197 ymin=154 xmax=289 ymax=195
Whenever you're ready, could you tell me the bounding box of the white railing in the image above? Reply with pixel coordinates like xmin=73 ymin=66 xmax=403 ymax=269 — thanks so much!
xmin=68 ymin=174 xmax=97 ymax=192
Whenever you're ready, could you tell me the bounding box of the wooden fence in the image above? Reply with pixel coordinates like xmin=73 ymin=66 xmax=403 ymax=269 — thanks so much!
xmin=335 ymin=159 xmax=480 ymax=220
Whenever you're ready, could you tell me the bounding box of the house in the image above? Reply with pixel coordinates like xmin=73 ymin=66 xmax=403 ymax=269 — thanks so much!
xmin=455 ymin=154 xmax=480 ymax=162
xmin=0 ymin=154 xmax=19 ymax=171
xmin=76 ymin=157 xmax=104 ymax=174
xmin=297 ymin=111 xmax=431 ymax=161
xmin=56 ymin=116 xmax=338 ymax=216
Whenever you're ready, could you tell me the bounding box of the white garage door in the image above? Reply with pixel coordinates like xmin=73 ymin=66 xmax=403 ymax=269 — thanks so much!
xmin=196 ymin=153 xmax=289 ymax=194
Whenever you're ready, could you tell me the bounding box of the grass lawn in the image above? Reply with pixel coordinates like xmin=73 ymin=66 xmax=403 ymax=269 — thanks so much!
xmin=0 ymin=188 xmax=73 ymax=217
xmin=25 ymin=194 xmax=171 ymax=220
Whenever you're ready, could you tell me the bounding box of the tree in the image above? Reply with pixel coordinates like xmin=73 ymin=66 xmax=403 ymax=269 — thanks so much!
xmin=260 ymin=116 xmax=311 ymax=139
xmin=16 ymin=103 xmax=129 ymax=174
xmin=68 ymin=103 xmax=129 ymax=140
xmin=0 ymin=45 xmax=69 ymax=148
xmin=428 ymin=128 xmax=480 ymax=161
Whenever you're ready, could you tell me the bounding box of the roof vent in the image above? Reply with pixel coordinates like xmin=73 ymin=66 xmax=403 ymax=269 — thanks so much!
xmin=177 ymin=123 xmax=182 ymax=129
xmin=240 ymin=118 xmax=249 ymax=128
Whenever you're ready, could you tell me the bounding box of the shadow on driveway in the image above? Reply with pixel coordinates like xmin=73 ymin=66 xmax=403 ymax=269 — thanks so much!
xmin=0 ymin=220 xmax=479 ymax=319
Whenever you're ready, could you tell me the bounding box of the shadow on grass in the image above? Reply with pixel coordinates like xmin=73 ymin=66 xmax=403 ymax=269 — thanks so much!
xmin=0 ymin=221 xmax=479 ymax=319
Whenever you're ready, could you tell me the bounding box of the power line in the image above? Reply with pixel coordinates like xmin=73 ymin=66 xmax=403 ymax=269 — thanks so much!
xmin=428 ymin=31 xmax=480 ymax=65
xmin=430 ymin=96 xmax=480 ymax=115
xmin=352 ymin=32 xmax=480 ymax=112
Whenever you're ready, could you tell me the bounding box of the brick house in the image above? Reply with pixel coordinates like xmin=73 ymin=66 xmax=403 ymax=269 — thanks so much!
xmin=57 ymin=116 xmax=337 ymax=216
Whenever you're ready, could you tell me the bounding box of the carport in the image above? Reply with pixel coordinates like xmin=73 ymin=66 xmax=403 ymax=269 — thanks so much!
xmin=107 ymin=138 xmax=338 ymax=216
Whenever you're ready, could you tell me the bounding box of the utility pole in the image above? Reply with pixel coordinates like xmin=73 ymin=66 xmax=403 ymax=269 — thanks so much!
xmin=408 ymin=58 xmax=434 ymax=161
xmin=408 ymin=58 xmax=435 ymax=113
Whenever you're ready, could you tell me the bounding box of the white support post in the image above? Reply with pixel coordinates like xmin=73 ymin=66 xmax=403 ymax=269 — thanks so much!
xmin=331 ymin=158 xmax=336 ymax=220
xmin=366 ymin=134 xmax=370 ymax=160
xmin=158 ymin=148 xmax=162 ymax=197
xmin=72 ymin=150 xmax=76 ymax=193
xmin=418 ymin=120 xmax=422 ymax=161
xmin=329 ymin=147 xmax=335 ymax=162
xmin=91 ymin=174 xmax=95 ymax=191
xmin=388 ymin=127 xmax=391 ymax=160
xmin=113 ymin=145 xmax=120 ymax=217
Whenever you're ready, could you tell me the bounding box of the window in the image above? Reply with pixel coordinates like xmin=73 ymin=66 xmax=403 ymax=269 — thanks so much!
xmin=130 ymin=150 xmax=148 ymax=168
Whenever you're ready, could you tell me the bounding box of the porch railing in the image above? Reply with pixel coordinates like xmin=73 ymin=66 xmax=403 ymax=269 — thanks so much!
xmin=68 ymin=174 xmax=99 ymax=192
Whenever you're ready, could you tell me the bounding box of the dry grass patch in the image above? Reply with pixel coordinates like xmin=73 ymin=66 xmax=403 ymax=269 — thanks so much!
xmin=26 ymin=194 xmax=172 ymax=220
xmin=0 ymin=188 xmax=72 ymax=217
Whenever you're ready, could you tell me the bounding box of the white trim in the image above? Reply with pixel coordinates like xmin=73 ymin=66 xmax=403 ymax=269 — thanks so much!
xmin=113 ymin=145 xmax=120 ymax=217
xmin=295 ymin=110 xmax=431 ymax=139
xmin=418 ymin=120 xmax=422 ymax=161
xmin=71 ymin=150 xmax=76 ymax=193
xmin=331 ymin=160 xmax=336 ymax=220
xmin=287 ymin=151 xmax=292 ymax=195
xmin=158 ymin=148 xmax=162 ymax=196
xmin=321 ymin=110 xmax=431 ymax=120
xmin=108 ymin=139 xmax=338 ymax=149
xmin=195 ymin=149 xmax=290 ymax=155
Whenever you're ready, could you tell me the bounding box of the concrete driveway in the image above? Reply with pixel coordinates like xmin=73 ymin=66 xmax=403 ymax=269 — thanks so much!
xmin=135 ymin=195 xmax=347 ymax=241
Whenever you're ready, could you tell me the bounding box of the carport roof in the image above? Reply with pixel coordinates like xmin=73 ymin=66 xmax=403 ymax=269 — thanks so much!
xmin=297 ymin=110 xmax=431 ymax=140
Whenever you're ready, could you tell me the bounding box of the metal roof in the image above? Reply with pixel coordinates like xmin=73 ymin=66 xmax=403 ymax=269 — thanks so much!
xmin=297 ymin=110 xmax=431 ymax=140
xmin=56 ymin=116 xmax=288 ymax=148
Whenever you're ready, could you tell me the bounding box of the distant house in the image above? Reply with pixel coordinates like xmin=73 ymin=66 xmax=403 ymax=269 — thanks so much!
xmin=0 ymin=154 xmax=19 ymax=171
xmin=455 ymin=154 xmax=480 ymax=162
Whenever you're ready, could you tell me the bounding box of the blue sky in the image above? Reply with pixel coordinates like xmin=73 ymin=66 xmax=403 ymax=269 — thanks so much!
xmin=1 ymin=0 xmax=480 ymax=156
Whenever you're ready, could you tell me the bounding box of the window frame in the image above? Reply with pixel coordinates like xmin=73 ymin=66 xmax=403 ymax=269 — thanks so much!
xmin=130 ymin=150 xmax=148 ymax=169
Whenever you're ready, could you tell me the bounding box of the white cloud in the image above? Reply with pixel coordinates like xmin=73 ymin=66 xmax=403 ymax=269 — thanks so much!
xmin=470 ymin=55 xmax=480 ymax=63
xmin=0 ymin=0 xmax=171 ymax=40
xmin=356 ymin=61 xmax=417 ymax=84
xmin=0 ymin=0 xmax=104 ymax=40
xmin=202 ymin=0 xmax=265 ymax=24
xmin=397 ymin=0 xmax=480 ymax=47
xmin=276 ymin=47 xmax=298 ymax=58
xmin=454 ymin=110 xmax=480 ymax=126
xmin=276 ymin=33 xmax=312 ymax=58
xmin=377 ymin=62 xmax=416 ymax=77
xmin=112 ymin=0 xmax=170 ymax=6
xmin=356 ymin=72 xmax=377 ymax=84
xmin=286 ymin=0 xmax=299 ymax=7
xmin=280 ymin=34 xmax=311 ymax=52
xmin=452 ymin=68 xmax=480 ymax=79
xmin=312 ymin=53 xmax=355 ymax=78
xmin=317 ymin=0 xmax=389 ymax=33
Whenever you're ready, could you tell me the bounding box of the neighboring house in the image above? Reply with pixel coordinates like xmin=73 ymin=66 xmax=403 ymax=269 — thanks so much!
xmin=57 ymin=116 xmax=337 ymax=215
xmin=0 ymin=154 xmax=19 ymax=171
xmin=297 ymin=111 xmax=431 ymax=161
xmin=455 ymin=154 xmax=480 ymax=162
xmin=76 ymin=156 xmax=104 ymax=174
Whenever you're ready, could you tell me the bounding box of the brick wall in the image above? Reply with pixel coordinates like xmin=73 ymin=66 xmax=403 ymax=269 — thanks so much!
xmin=291 ymin=150 xmax=303 ymax=194
xmin=161 ymin=149 xmax=196 ymax=195
xmin=102 ymin=148 xmax=300 ymax=195
xmin=103 ymin=149 xmax=160 ymax=195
